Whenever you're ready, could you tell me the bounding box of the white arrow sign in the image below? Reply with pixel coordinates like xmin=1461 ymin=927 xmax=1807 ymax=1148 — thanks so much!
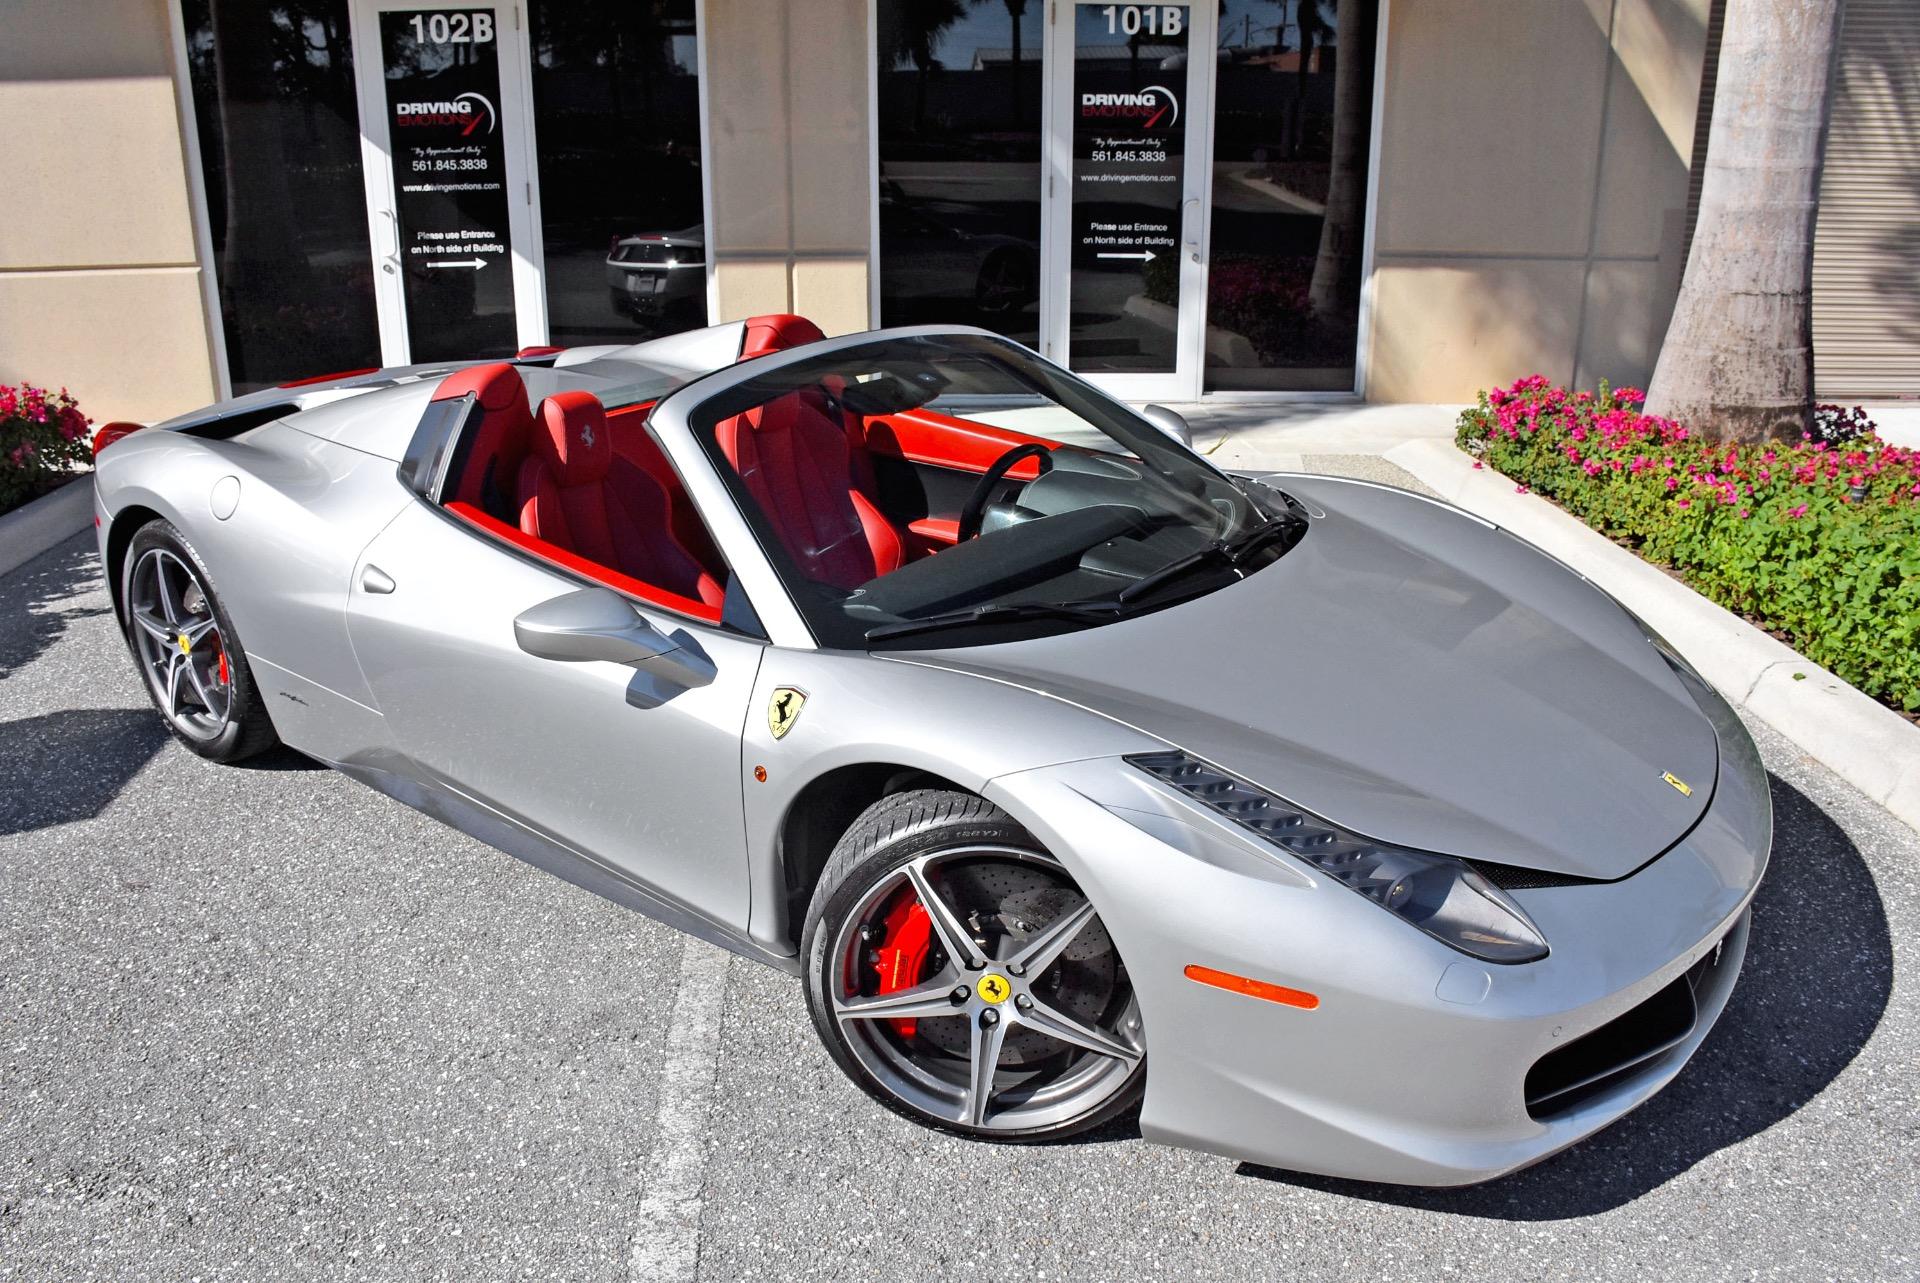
xmin=425 ymin=257 xmax=488 ymax=270
xmin=1096 ymin=250 xmax=1156 ymax=262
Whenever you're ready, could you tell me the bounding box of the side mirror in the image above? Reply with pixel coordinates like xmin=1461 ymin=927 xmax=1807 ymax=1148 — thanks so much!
xmin=514 ymin=587 xmax=714 ymax=688
xmin=1140 ymin=404 xmax=1194 ymax=449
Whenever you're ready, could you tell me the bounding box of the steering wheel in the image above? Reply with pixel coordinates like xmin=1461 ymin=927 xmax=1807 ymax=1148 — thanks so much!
xmin=957 ymin=443 xmax=1054 ymax=541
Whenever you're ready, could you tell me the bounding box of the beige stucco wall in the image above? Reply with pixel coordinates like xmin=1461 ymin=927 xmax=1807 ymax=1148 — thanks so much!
xmin=0 ymin=0 xmax=217 ymax=423
xmin=702 ymin=0 xmax=873 ymax=335
xmin=1365 ymin=0 xmax=1709 ymax=402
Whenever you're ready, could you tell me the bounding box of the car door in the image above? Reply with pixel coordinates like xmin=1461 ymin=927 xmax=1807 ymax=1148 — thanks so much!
xmin=344 ymin=497 xmax=764 ymax=933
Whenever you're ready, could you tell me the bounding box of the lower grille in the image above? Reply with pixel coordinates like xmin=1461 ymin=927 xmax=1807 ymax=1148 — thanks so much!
xmin=1522 ymin=931 xmax=1731 ymax=1119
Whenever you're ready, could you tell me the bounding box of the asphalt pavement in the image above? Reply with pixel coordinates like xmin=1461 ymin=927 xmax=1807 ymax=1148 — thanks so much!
xmin=2 ymin=532 xmax=1916 ymax=1282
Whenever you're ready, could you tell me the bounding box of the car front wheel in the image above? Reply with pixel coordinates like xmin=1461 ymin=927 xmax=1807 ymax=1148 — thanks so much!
xmin=802 ymin=789 xmax=1145 ymax=1141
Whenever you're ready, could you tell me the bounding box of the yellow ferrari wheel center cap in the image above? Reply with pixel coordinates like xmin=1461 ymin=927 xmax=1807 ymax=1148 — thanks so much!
xmin=976 ymin=973 xmax=1012 ymax=1004
xmin=175 ymin=633 xmax=193 ymax=656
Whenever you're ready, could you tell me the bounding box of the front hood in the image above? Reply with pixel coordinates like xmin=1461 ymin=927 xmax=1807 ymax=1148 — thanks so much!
xmin=903 ymin=475 xmax=1718 ymax=880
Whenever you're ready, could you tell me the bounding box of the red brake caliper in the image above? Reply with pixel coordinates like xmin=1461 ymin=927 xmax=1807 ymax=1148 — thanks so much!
xmin=871 ymin=894 xmax=933 ymax=1038
xmin=215 ymin=642 xmax=230 ymax=686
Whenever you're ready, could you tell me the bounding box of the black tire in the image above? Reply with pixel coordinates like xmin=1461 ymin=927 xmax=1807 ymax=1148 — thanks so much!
xmin=120 ymin=519 xmax=279 ymax=764
xmin=802 ymin=789 xmax=1145 ymax=1142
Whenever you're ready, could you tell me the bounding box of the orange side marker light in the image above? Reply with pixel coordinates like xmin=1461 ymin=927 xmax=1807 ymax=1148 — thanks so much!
xmin=1184 ymin=964 xmax=1319 ymax=1010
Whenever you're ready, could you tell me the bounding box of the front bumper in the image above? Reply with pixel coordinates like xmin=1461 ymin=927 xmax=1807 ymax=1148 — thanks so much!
xmin=984 ymin=675 xmax=1771 ymax=1187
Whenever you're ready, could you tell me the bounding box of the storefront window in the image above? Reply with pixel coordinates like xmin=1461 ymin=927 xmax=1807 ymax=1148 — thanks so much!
xmin=181 ymin=0 xmax=382 ymax=394
xmin=528 ymin=0 xmax=707 ymax=346
xmin=874 ymin=0 xmax=1043 ymax=346
xmin=1205 ymin=0 xmax=1376 ymax=391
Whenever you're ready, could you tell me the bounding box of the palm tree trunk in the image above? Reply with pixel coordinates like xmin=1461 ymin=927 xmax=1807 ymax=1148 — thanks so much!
xmin=1644 ymin=0 xmax=1844 ymax=442
xmin=1308 ymin=0 xmax=1375 ymax=321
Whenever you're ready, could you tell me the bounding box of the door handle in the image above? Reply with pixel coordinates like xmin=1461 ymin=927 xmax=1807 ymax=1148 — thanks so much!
xmin=380 ymin=209 xmax=399 ymax=275
xmin=361 ymin=565 xmax=397 ymax=594
xmin=1182 ymin=197 xmax=1202 ymax=263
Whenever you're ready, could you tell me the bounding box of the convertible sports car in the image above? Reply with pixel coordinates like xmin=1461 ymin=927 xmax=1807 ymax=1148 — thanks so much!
xmin=92 ymin=315 xmax=1770 ymax=1186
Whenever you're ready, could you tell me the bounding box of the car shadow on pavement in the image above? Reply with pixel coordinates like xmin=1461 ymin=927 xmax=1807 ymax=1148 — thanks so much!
xmin=0 ymin=708 xmax=170 ymax=835
xmin=0 ymin=537 xmax=107 ymax=681
xmin=1235 ymin=771 xmax=1893 ymax=1220
xmin=227 ymin=744 xmax=326 ymax=771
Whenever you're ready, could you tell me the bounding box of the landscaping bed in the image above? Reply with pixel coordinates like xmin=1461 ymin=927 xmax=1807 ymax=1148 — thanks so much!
xmin=1456 ymin=377 xmax=1920 ymax=715
xmin=0 ymin=382 xmax=92 ymax=521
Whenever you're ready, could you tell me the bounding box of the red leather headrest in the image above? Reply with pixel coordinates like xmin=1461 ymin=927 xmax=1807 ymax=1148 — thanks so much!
xmin=433 ymin=361 xmax=527 ymax=411
xmin=740 ymin=314 xmax=826 ymax=359
xmin=533 ymin=391 xmax=612 ymax=487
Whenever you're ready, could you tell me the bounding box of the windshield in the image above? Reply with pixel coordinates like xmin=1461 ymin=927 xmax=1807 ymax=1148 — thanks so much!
xmin=686 ymin=333 xmax=1305 ymax=649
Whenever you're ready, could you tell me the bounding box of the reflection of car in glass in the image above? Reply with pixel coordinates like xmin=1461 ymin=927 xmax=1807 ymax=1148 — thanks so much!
xmin=92 ymin=316 xmax=1768 ymax=1186
xmin=879 ymin=194 xmax=1037 ymax=317
xmin=605 ymin=226 xmax=705 ymax=324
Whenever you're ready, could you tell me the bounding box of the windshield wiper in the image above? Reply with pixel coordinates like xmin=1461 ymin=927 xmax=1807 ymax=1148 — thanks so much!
xmin=865 ymin=599 xmax=1123 ymax=642
xmin=1116 ymin=511 xmax=1308 ymax=607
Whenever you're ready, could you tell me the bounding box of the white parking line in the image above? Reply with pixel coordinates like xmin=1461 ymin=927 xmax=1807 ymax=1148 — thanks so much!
xmin=630 ymin=936 xmax=730 ymax=1282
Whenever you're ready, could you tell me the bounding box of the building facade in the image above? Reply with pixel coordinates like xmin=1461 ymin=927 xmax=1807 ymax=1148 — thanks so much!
xmin=0 ymin=0 xmax=1911 ymax=425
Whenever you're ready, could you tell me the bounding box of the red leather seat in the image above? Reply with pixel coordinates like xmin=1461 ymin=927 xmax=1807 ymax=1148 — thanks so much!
xmin=715 ymin=386 xmax=906 ymax=591
xmin=435 ymin=363 xmax=533 ymax=517
xmin=740 ymin=313 xmax=826 ymax=359
xmin=518 ymin=390 xmax=725 ymax=610
xmin=716 ymin=313 xmax=908 ymax=589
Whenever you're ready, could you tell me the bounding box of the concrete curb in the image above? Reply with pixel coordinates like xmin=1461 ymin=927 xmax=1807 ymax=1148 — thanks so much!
xmin=0 ymin=475 xmax=92 ymax=579
xmin=1385 ymin=438 xmax=1920 ymax=834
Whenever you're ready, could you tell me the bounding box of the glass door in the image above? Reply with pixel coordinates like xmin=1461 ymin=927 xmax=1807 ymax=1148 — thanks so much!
xmin=351 ymin=2 xmax=546 ymax=366
xmin=1043 ymin=1 xmax=1215 ymax=401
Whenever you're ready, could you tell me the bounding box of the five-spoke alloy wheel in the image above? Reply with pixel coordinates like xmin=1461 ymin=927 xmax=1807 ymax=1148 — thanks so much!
xmin=121 ymin=521 xmax=277 ymax=762
xmin=804 ymin=791 xmax=1145 ymax=1140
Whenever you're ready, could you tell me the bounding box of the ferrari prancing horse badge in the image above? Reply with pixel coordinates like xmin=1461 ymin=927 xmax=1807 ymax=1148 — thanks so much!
xmin=768 ymin=687 xmax=807 ymax=740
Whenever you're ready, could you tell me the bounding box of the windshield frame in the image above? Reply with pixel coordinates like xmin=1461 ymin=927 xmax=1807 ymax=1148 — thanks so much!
xmin=649 ymin=326 xmax=1279 ymax=651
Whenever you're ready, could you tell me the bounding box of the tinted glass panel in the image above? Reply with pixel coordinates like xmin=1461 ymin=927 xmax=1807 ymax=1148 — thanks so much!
xmin=529 ymin=0 xmax=707 ymax=346
xmin=378 ymin=8 xmax=520 ymax=362
xmin=182 ymin=0 xmax=381 ymax=393
xmin=1206 ymin=0 xmax=1376 ymax=391
xmin=1067 ymin=3 xmax=1190 ymax=375
xmin=874 ymin=1 xmax=1042 ymax=345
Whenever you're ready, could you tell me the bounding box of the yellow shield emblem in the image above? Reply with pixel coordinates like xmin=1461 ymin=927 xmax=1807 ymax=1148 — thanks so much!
xmin=1661 ymin=771 xmax=1693 ymax=797
xmin=768 ymin=687 xmax=807 ymax=740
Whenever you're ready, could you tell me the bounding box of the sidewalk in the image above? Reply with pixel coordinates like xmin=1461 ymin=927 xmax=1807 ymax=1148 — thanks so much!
xmin=1165 ymin=399 xmax=1462 ymax=493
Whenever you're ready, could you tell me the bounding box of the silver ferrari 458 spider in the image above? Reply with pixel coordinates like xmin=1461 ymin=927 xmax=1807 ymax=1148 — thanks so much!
xmin=92 ymin=315 xmax=1770 ymax=1186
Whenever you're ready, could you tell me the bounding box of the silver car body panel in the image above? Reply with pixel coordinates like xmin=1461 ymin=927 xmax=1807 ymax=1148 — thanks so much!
xmin=91 ymin=320 xmax=1772 ymax=1185
xmin=899 ymin=472 xmax=1718 ymax=881
xmin=986 ymin=666 xmax=1768 ymax=1185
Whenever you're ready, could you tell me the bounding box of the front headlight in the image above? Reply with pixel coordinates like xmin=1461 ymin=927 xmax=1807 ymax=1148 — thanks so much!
xmin=1128 ymin=751 xmax=1550 ymax=964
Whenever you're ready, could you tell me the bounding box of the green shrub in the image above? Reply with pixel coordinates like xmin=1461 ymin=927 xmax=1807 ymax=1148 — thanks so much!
xmin=1456 ymin=377 xmax=1920 ymax=711
xmin=0 ymin=383 xmax=93 ymax=514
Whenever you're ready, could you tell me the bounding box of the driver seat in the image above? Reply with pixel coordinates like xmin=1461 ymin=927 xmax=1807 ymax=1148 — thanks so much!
xmin=517 ymin=390 xmax=725 ymax=609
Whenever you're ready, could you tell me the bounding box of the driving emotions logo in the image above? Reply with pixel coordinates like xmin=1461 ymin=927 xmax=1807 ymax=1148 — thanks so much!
xmin=1079 ymin=85 xmax=1178 ymax=131
xmin=394 ymin=91 xmax=497 ymax=135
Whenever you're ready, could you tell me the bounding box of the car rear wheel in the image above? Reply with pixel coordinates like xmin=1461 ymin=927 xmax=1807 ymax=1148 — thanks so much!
xmin=802 ymin=789 xmax=1145 ymax=1141
xmin=121 ymin=520 xmax=279 ymax=763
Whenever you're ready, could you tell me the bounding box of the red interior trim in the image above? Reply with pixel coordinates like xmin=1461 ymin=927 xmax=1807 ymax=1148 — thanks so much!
xmin=862 ymin=407 xmax=1058 ymax=479
xmin=445 ymin=500 xmax=723 ymax=624
xmin=278 ymin=366 xmax=379 ymax=388
xmin=906 ymin=516 xmax=960 ymax=545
